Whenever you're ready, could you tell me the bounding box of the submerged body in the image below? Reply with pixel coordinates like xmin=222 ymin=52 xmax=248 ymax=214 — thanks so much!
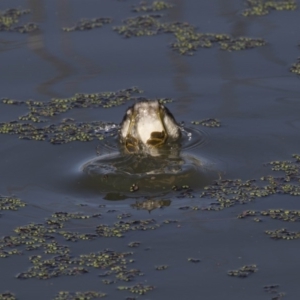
xmin=120 ymin=100 xmax=181 ymax=154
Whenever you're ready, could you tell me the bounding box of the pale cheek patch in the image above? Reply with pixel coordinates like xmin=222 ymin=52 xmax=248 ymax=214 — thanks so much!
xmin=120 ymin=118 xmax=130 ymax=138
xmin=137 ymin=119 xmax=164 ymax=145
xmin=163 ymin=114 xmax=180 ymax=139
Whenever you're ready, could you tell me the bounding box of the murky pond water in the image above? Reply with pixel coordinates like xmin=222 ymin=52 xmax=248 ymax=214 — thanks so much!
xmin=1 ymin=1 xmax=300 ymax=299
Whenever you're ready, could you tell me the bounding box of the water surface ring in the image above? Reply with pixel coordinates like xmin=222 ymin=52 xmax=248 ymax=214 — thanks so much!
xmin=75 ymin=127 xmax=218 ymax=197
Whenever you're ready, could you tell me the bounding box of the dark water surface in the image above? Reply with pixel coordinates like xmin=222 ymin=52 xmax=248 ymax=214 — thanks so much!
xmin=1 ymin=1 xmax=300 ymax=299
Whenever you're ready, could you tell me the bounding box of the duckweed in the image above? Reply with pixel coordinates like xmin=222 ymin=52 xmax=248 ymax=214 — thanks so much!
xmin=2 ymin=87 xmax=143 ymax=122
xmin=0 ymin=205 xmax=174 ymax=289
xmin=172 ymin=185 xmax=195 ymax=198
xmin=128 ymin=242 xmax=141 ymax=248
xmin=63 ymin=17 xmax=112 ymax=32
xmin=242 ymin=0 xmax=297 ymax=16
xmin=113 ymin=15 xmax=265 ymax=55
xmin=102 ymin=279 xmax=115 ymax=284
xmin=179 ymin=206 xmax=190 ymax=210
xmin=200 ymin=179 xmax=269 ymax=211
xmin=115 ymin=269 xmax=143 ymax=282
xmin=263 ymin=285 xmax=285 ymax=299
xmin=191 ymin=118 xmax=221 ymax=127
xmin=290 ymin=57 xmax=300 ymax=75
xmin=0 ymin=8 xmax=38 ymax=33
xmin=0 ymin=196 xmax=26 ymax=211
xmin=16 ymin=250 xmax=134 ymax=280
xmin=227 ymin=264 xmax=258 ymax=278
xmin=260 ymin=209 xmax=300 ymax=222
xmin=117 ymin=213 xmax=131 ymax=219
xmin=0 ymin=249 xmax=22 ymax=258
xmin=219 ymin=37 xmax=265 ymax=51
xmin=96 ymin=219 xmax=160 ymax=238
xmin=129 ymin=184 xmax=139 ymax=192
xmin=131 ymin=199 xmax=171 ymax=211
xmin=202 ymin=154 xmax=300 ymax=210
xmin=46 ymin=212 xmax=101 ymax=229
xmin=53 ymin=291 xmax=106 ymax=300
xmin=133 ymin=1 xmax=173 ymax=12
xmin=237 ymin=210 xmax=258 ymax=219
xmin=117 ymin=284 xmax=155 ymax=295
xmin=265 ymin=228 xmax=300 ymax=240
xmin=264 ymin=284 xmax=279 ymax=292
xmin=155 ymin=265 xmax=168 ymax=270
xmin=114 ymin=14 xmax=162 ymax=37
xmin=0 ymin=293 xmax=16 ymax=300
xmin=0 ymin=88 xmax=178 ymax=145
xmin=0 ymin=120 xmax=116 ymax=144
xmin=57 ymin=231 xmax=98 ymax=242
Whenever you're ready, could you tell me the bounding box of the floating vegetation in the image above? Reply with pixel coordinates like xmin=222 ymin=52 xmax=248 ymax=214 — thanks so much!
xmin=163 ymin=219 xmax=178 ymax=224
xmin=290 ymin=57 xmax=300 ymax=75
xmin=96 ymin=219 xmax=160 ymax=238
xmin=0 ymin=87 xmax=150 ymax=144
xmin=263 ymin=285 xmax=285 ymax=299
xmin=47 ymin=212 xmax=101 ymax=226
xmin=264 ymin=284 xmax=279 ymax=292
xmin=133 ymin=1 xmax=173 ymax=12
xmin=227 ymin=264 xmax=258 ymax=278
xmin=128 ymin=242 xmax=141 ymax=248
xmin=191 ymin=118 xmax=221 ymax=127
xmin=0 ymin=249 xmax=22 ymax=258
xmin=0 ymin=88 xmax=178 ymax=145
xmin=238 ymin=208 xmax=300 ymax=223
xmin=16 ymin=250 xmax=134 ymax=280
xmin=219 ymin=37 xmax=265 ymax=51
xmin=179 ymin=206 xmax=190 ymax=210
xmin=0 ymin=8 xmax=38 ymax=33
xmin=2 ymin=87 xmax=143 ymax=123
xmin=0 ymin=207 xmax=172 ymax=285
xmin=0 ymin=292 xmax=16 ymax=300
xmin=53 ymin=291 xmax=106 ymax=300
xmin=242 ymin=0 xmax=297 ymax=16
xmin=188 ymin=258 xmax=200 ymax=263
xmin=116 ymin=269 xmax=143 ymax=282
xmin=237 ymin=210 xmax=258 ymax=219
xmin=172 ymin=185 xmax=195 ymax=198
xmin=117 ymin=284 xmax=155 ymax=295
xmin=0 ymin=196 xmax=26 ymax=211
xmin=265 ymin=228 xmax=300 ymax=240
xmin=63 ymin=17 xmax=112 ymax=32
xmin=131 ymin=199 xmax=171 ymax=211
xmin=260 ymin=209 xmax=300 ymax=222
xmin=114 ymin=14 xmax=162 ymax=37
xmin=201 ymin=154 xmax=300 ymax=210
xmin=118 ymin=213 xmax=131 ymax=219
xmin=155 ymin=265 xmax=168 ymax=270
xmin=113 ymin=15 xmax=265 ymax=55
xmin=201 ymin=179 xmax=269 ymax=210
xmin=0 ymin=120 xmax=117 ymax=144
xmin=129 ymin=184 xmax=139 ymax=192
xmin=102 ymin=279 xmax=115 ymax=284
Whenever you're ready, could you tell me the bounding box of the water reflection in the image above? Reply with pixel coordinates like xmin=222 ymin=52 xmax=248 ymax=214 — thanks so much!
xmin=56 ymin=0 xmax=103 ymax=94
xmin=27 ymin=0 xmax=74 ymax=98
xmin=217 ymin=0 xmax=287 ymax=118
xmin=26 ymin=0 xmax=102 ymax=98
xmin=167 ymin=0 xmax=201 ymax=116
